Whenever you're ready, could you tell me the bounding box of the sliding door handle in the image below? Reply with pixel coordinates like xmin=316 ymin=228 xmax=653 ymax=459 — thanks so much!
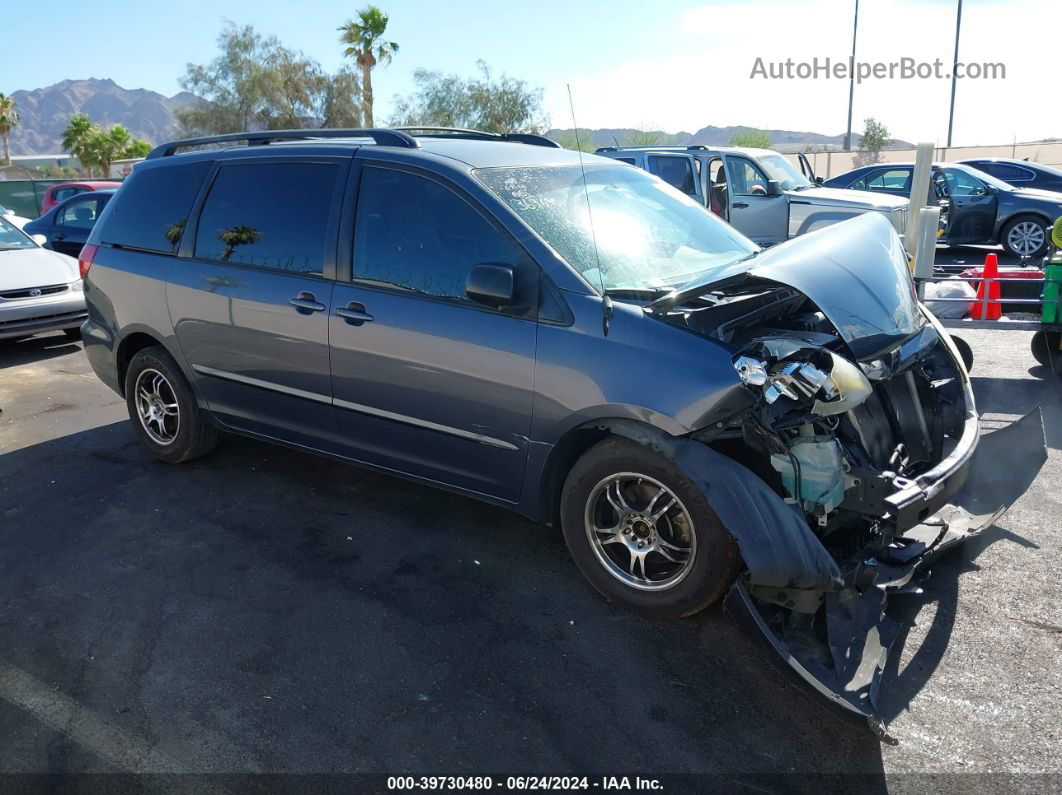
xmin=289 ymin=291 xmax=325 ymax=313
xmin=335 ymin=301 xmax=374 ymax=325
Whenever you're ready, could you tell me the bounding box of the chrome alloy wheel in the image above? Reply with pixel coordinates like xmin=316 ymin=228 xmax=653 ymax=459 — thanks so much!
xmin=1007 ymin=221 xmax=1045 ymax=256
xmin=134 ymin=368 xmax=180 ymax=446
xmin=584 ymin=473 xmax=696 ymax=591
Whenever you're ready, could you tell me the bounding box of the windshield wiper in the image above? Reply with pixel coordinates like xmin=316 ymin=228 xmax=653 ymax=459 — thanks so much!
xmin=603 ymin=286 xmax=673 ymax=299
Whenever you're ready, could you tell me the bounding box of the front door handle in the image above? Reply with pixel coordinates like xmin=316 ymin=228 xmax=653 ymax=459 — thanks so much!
xmin=289 ymin=291 xmax=325 ymax=314
xmin=54 ymin=232 xmax=66 ymax=240
xmin=335 ymin=301 xmax=374 ymax=325
xmin=732 ymin=202 xmax=749 ymax=209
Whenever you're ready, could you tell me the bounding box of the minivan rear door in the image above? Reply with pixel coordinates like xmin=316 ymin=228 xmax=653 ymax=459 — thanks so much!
xmin=169 ymin=157 xmax=348 ymax=447
xmin=328 ymin=162 xmax=538 ymax=502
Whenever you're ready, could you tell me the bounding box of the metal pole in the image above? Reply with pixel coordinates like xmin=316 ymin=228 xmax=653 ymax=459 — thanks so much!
xmin=906 ymin=142 xmax=935 ymax=256
xmin=844 ymin=0 xmax=859 ymax=151
xmin=946 ymin=0 xmax=963 ymax=148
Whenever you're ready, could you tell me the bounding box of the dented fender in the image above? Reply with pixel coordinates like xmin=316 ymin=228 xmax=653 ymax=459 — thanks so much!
xmin=605 ymin=419 xmax=841 ymax=590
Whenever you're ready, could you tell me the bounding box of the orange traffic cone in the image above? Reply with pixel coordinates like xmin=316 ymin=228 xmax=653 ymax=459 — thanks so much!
xmin=971 ymin=252 xmax=1001 ymax=320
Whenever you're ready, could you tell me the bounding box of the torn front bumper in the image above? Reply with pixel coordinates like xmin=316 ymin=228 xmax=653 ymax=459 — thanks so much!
xmin=723 ymin=408 xmax=1047 ymax=743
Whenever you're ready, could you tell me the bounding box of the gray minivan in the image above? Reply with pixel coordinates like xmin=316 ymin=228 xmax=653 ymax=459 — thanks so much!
xmin=80 ymin=127 xmax=1041 ymax=739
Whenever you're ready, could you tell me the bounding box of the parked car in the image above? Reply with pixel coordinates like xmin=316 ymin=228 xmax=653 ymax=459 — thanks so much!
xmin=823 ymin=161 xmax=1062 ymax=259
xmin=595 ymin=145 xmax=909 ymax=247
xmin=0 ymin=205 xmax=31 ymax=230
xmin=958 ymin=158 xmax=1062 ymax=193
xmin=80 ymin=128 xmax=1042 ymax=738
xmin=0 ymin=215 xmax=86 ymax=341
xmin=38 ymin=180 xmax=121 ymax=215
xmin=24 ymin=190 xmax=116 ymax=258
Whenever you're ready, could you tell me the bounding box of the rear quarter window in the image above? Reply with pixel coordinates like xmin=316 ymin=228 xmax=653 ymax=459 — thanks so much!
xmin=99 ymin=162 xmax=210 ymax=253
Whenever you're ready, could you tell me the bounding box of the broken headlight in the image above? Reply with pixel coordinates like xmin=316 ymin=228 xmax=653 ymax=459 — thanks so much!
xmin=733 ymin=341 xmax=872 ymax=417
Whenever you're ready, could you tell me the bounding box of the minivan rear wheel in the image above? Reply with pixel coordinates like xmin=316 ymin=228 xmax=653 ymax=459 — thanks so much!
xmin=125 ymin=346 xmax=217 ymax=464
xmin=560 ymin=437 xmax=740 ymax=618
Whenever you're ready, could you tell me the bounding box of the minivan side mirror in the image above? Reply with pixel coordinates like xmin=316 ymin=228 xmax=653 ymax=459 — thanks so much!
xmin=766 ymin=179 xmax=783 ymax=196
xmin=466 ymin=263 xmax=515 ymax=308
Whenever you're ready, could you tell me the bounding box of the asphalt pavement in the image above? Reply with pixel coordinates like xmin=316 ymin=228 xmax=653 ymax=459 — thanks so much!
xmin=0 ymin=279 xmax=1059 ymax=791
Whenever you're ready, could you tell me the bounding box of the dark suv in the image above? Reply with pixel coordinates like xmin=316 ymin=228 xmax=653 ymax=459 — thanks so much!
xmin=81 ymin=127 xmax=1041 ymax=738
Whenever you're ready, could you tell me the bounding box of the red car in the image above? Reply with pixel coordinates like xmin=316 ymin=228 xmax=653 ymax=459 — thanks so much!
xmin=39 ymin=181 xmax=121 ymax=215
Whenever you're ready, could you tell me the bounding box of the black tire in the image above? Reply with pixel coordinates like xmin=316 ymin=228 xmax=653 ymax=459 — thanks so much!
xmin=1001 ymin=215 xmax=1049 ymax=260
xmin=1031 ymin=330 xmax=1061 ymax=372
xmin=63 ymin=327 xmax=82 ymax=340
xmin=124 ymin=346 xmax=218 ymax=464
xmin=560 ymin=437 xmax=740 ymax=618
xmin=950 ymin=335 xmax=974 ymax=372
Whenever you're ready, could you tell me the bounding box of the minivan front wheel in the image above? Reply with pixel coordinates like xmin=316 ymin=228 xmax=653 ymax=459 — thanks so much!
xmin=125 ymin=346 xmax=217 ymax=464
xmin=561 ymin=437 xmax=740 ymax=618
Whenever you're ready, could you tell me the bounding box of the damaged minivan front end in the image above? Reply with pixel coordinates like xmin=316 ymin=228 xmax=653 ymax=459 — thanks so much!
xmin=640 ymin=213 xmax=1046 ymax=741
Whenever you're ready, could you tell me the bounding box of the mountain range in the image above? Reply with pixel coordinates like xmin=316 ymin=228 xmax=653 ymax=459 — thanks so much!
xmin=6 ymin=78 xmax=911 ymax=156
xmin=7 ymin=78 xmax=198 ymax=156
xmin=545 ymin=127 xmax=913 ymax=151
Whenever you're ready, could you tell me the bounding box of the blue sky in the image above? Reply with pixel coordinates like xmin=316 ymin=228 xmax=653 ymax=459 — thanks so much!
xmin=3 ymin=0 xmax=1058 ymax=146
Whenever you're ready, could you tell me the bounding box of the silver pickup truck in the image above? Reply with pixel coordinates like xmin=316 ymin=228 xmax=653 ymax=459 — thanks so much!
xmin=596 ymin=145 xmax=909 ymax=247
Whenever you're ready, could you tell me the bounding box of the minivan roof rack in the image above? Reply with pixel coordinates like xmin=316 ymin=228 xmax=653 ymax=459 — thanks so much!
xmin=146 ymin=128 xmax=421 ymax=159
xmin=393 ymin=126 xmax=561 ymax=148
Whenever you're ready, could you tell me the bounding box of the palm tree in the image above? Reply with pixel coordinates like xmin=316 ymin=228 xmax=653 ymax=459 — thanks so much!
xmin=0 ymin=94 xmax=19 ymax=167
xmin=338 ymin=5 xmax=398 ymax=127
xmin=62 ymin=113 xmax=99 ymax=175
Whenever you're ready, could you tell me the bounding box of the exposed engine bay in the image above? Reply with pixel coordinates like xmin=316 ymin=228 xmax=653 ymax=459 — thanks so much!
xmin=678 ymin=281 xmax=968 ymax=537
xmin=637 ymin=270 xmax=1046 ymax=742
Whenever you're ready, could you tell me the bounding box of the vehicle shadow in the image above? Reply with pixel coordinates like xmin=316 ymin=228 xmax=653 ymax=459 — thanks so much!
xmin=877 ymin=520 xmax=1036 ymax=726
xmin=877 ymin=370 xmax=1051 ymax=722
xmin=970 ymin=374 xmax=1061 ymax=450
xmin=0 ymin=333 xmax=81 ymax=370
xmin=0 ymin=421 xmax=888 ymax=784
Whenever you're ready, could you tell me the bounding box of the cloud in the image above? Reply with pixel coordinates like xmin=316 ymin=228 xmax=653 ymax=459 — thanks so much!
xmin=547 ymin=0 xmax=1059 ymax=146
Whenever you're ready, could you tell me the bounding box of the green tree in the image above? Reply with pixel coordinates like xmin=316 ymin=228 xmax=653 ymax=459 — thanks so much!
xmin=729 ymin=128 xmax=771 ymax=148
xmin=622 ymin=128 xmax=672 ymax=146
xmin=62 ymin=117 xmax=151 ymax=176
xmin=854 ymin=117 xmax=891 ymax=167
xmin=123 ymin=138 xmax=152 ymax=159
xmin=178 ymin=22 xmax=363 ymax=135
xmin=63 ymin=113 xmax=103 ymax=174
xmin=0 ymin=93 xmax=19 ymax=166
xmin=390 ymin=61 xmax=547 ymax=133
xmin=177 ymin=23 xmax=274 ymax=134
xmin=550 ymin=128 xmax=597 ymax=152
xmin=338 ymin=5 xmax=398 ymax=127
xmin=318 ymin=68 xmax=363 ymax=127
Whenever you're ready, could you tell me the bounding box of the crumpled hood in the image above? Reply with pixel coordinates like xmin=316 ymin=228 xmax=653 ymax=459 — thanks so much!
xmin=650 ymin=213 xmax=923 ymax=360
xmin=0 ymin=247 xmax=79 ymax=291
xmin=792 ymin=185 xmax=909 ymax=211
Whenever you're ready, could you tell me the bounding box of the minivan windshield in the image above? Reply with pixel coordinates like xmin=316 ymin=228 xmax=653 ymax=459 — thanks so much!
xmin=756 ymin=154 xmax=813 ymax=191
xmin=475 ymin=165 xmax=758 ymax=292
xmin=0 ymin=216 xmax=36 ymax=251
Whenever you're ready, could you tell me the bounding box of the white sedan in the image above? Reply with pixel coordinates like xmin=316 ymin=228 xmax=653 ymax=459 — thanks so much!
xmin=1 ymin=205 xmax=32 ymax=230
xmin=0 ymin=215 xmax=86 ymax=341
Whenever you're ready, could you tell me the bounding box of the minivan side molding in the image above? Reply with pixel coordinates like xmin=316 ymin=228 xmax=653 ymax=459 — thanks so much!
xmin=192 ymin=364 xmax=331 ymax=405
xmin=192 ymin=364 xmax=519 ymax=452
